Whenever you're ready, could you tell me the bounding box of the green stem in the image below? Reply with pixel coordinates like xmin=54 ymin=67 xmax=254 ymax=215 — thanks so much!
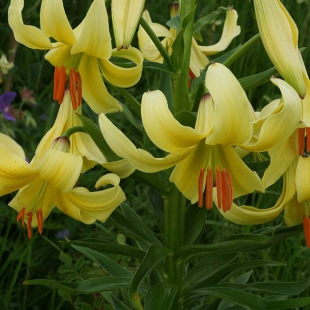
xmin=61 ymin=126 xmax=86 ymax=138
xmin=223 ymin=33 xmax=261 ymax=68
xmin=139 ymin=16 xmax=171 ymax=68
xmin=173 ymin=0 xmax=196 ymax=113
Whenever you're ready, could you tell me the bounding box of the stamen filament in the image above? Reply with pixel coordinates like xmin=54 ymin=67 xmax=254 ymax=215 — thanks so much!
xmin=205 ymin=168 xmax=213 ymax=210
xmin=16 ymin=207 xmax=25 ymax=227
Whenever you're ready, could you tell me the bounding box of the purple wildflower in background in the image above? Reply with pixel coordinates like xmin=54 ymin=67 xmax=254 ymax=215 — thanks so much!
xmin=0 ymin=91 xmax=17 ymax=121
xmin=56 ymin=229 xmax=70 ymax=239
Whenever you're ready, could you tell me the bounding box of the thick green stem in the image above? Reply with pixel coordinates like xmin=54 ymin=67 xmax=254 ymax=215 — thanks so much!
xmin=173 ymin=0 xmax=196 ymax=114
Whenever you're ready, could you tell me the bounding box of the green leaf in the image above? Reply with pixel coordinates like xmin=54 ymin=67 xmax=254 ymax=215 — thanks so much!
xmin=109 ymin=294 xmax=132 ymax=310
xmin=174 ymin=110 xmax=196 ymax=128
xmin=110 ymin=203 xmax=162 ymax=250
xmin=145 ymin=283 xmax=178 ymax=310
xmin=71 ymin=244 xmax=133 ymax=279
xmin=116 ymin=87 xmax=141 ymax=117
xmin=148 ymin=188 xmax=165 ymax=234
xmin=120 ymin=103 xmax=143 ymax=131
xmin=77 ymin=114 xmax=119 ymax=162
xmin=159 ymin=70 xmax=173 ymax=110
xmin=143 ymin=61 xmax=175 ymax=75
xmin=62 ymin=240 xmax=145 ymax=259
xmin=128 ymin=245 xmax=173 ymax=308
xmin=24 ymin=277 xmax=132 ymax=295
xmin=59 ymin=252 xmax=72 ymax=265
xmin=176 ymin=225 xmax=302 ymax=262
xmin=193 ymin=6 xmax=230 ymax=36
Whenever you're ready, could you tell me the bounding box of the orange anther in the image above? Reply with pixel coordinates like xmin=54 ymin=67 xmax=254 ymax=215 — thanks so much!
xmin=16 ymin=207 xmax=25 ymax=227
xmin=205 ymin=168 xmax=213 ymax=210
xmin=303 ymin=216 xmax=310 ymax=248
xmin=69 ymin=68 xmax=82 ymax=110
xmin=53 ymin=66 xmax=67 ymax=105
xmin=306 ymin=128 xmax=310 ymax=153
xmin=198 ymin=169 xmax=205 ymax=207
xmin=26 ymin=212 xmax=33 ymax=239
xmin=216 ymin=167 xmax=222 ymax=209
xmin=36 ymin=209 xmax=43 ymax=235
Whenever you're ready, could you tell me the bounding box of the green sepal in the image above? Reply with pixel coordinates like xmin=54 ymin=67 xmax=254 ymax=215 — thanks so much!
xmin=77 ymin=114 xmax=120 ymax=162
xmin=70 ymin=244 xmax=133 ymax=279
xmin=109 ymin=203 xmax=162 ymax=250
xmin=128 ymin=245 xmax=173 ymax=308
xmin=145 ymin=283 xmax=178 ymax=310
xmin=192 ymin=6 xmax=230 ymax=37
xmin=61 ymin=240 xmax=145 ymax=259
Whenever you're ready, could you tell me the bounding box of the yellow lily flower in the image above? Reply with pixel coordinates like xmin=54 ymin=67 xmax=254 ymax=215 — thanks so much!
xmin=112 ymin=0 xmax=145 ymax=49
xmin=138 ymin=6 xmax=240 ymax=77
xmin=253 ymin=0 xmax=307 ymax=98
xmin=35 ymin=91 xmax=135 ymax=177
xmin=99 ymin=63 xmax=263 ymax=211
xmin=9 ymin=0 xmax=143 ymax=114
xmin=0 ymin=133 xmax=126 ymax=238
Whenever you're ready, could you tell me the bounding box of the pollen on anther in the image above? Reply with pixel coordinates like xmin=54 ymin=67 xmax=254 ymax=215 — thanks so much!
xmin=26 ymin=212 xmax=33 ymax=239
xmin=205 ymin=168 xmax=213 ymax=210
xmin=16 ymin=207 xmax=26 ymax=227
xmin=303 ymin=215 xmax=310 ymax=248
xmin=36 ymin=209 xmax=43 ymax=235
xmin=298 ymin=128 xmax=305 ymax=156
xmin=198 ymin=169 xmax=205 ymax=207
xmin=53 ymin=66 xmax=67 ymax=105
xmin=69 ymin=68 xmax=82 ymax=110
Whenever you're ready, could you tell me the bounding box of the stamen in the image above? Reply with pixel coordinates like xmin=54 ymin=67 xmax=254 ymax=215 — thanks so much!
xmin=26 ymin=212 xmax=33 ymax=239
xmin=69 ymin=68 xmax=82 ymax=110
xmin=298 ymin=128 xmax=305 ymax=156
xmin=36 ymin=209 xmax=43 ymax=235
xmin=303 ymin=215 xmax=310 ymax=248
xmin=198 ymin=169 xmax=205 ymax=207
xmin=205 ymin=168 xmax=213 ymax=210
xmin=16 ymin=207 xmax=25 ymax=227
xmin=221 ymin=169 xmax=233 ymax=212
xmin=306 ymin=128 xmax=310 ymax=153
xmin=216 ymin=167 xmax=222 ymax=209
xmin=53 ymin=66 xmax=67 ymax=105
xmin=188 ymin=69 xmax=196 ymax=87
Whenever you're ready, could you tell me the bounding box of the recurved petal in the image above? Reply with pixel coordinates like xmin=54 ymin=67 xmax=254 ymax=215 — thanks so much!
xmin=40 ymin=0 xmax=75 ymax=45
xmin=205 ymin=63 xmax=253 ymax=145
xmin=79 ymin=55 xmax=122 ymax=114
xmin=217 ymin=162 xmax=295 ymax=224
xmin=0 ymin=133 xmax=25 ymax=158
xmin=112 ymin=0 xmax=145 ymax=48
xmin=0 ymin=145 xmax=36 ymax=196
xmin=296 ymin=156 xmax=310 ymax=202
xmin=283 ymin=195 xmax=305 ymax=226
xmin=100 ymin=47 xmax=143 ymax=88
xmin=71 ymin=0 xmax=111 ymax=59
xmin=102 ymin=159 xmax=135 ymax=179
xmin=37 ymin=149 xmax=83 ymax=192
xmin=199 ymin=9 xmax=240 ymax=56
xmin=190 ymin=38 xmax=209 ymax=77
xmin=253 ymin=0 xmax=306 ymax=97
xmin=262 ymin=133 xmax=298 ymax=189
xmin=242 ymin=78 xmax=302 ymax=152
xmin=57 ymin=174 xmax=125 ymax=223
xmin=218 ymin=145 xmax=264 ymax=198
xmin=99 ymin=113 xmax=190 ymax=172
xmin=142 ymin=90 xmax=205 ymax=153
xmin=8 ymin=0 xmax=51 ymax=49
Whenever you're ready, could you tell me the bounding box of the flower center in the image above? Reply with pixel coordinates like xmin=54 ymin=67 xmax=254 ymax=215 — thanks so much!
xmin=16 ymin=207 xmax=43 ymax=238
xmin=198 ymin=166 xmax=233 ymax=212
xmin=53 ymin=66 xmax=82 ymax=110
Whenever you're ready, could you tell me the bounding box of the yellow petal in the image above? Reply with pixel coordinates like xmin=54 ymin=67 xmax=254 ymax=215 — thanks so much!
xmin=102 ymin=159 xmax=135 ymax=179
xmin=284 ymin=195 xmax=305 ymax=226
xmin=99 ymin=113 xmax=190 ymax=172
xmin=8 ymin=0 xmax=52 ymax=49
xmin=71 ymin=0 xmax=111 ymax=59
xmin=205 ymin=63 xmax=253 ymax=145
xmin=112 ymin=0 xmax=145 ymax=48
xmin=57 ymin=174 xmax=126 ymax=223
xmin=142 ymin=90 xmax=205 ymax=153
xmin=242 ymin=78 xmax=302 ymax=152
xmin=0 ymin=133 xmax=26 ymax=159
xmin=79 ymin=55 xmax=122 ymax=114
xmin=100 ymin=47 xmax=143 ymax=88
xmin=0 ymin=145 xmax=36 ymax=196
xmin=199 ymin=9 xmax=240 ymax=56
xmin=262 ymin=133 xmax=298 ymax=189
xmin=253 ymin=0 xmax=306 ymax=97
xmin=40 ymin=0 xmax=76 ymax=45
xmin=217 ymin=163 xmax=296 ymax=224
xmin=296 ymin=156 xmax=310 ymax=202
xmin=37 ymin=149 xmax=83 ymax=192
xmin=190 ymin=38 xmax=209 ymax=77
xmin=45 ymin=43 xmax=72 ymax=67
xmin=9 ymin=177 xmax=57 ymax=226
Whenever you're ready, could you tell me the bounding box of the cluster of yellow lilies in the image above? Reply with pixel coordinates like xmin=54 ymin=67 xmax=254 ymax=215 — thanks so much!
xmin=2 ymin=0 xmax=310 ymax=246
